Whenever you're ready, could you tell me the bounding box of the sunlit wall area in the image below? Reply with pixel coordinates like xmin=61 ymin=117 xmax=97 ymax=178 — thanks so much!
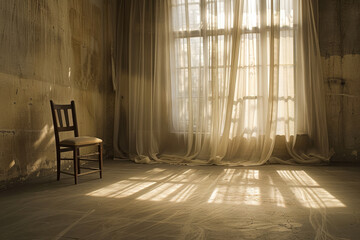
xmin=0 ymin=0 xmax=114 ymax=186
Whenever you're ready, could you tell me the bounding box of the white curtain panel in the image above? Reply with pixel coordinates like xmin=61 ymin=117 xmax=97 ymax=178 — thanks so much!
xmin=112 ymin=0 xmax=331 ymax=165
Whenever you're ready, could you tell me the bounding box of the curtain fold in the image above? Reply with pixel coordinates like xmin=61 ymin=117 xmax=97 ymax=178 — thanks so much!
xmin=112 ymin=0 xmax=331 ymax=166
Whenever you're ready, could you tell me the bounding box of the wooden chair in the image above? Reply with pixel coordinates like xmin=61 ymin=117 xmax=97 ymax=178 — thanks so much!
xmin=50 ymin=100 xmax=103 ymax=184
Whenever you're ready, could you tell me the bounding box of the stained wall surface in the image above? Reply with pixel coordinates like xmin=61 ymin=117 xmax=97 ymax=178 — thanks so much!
xmin=319 ymin=0 xmax=360 ymax=162
xmin=0 ymin=0 xmax=114 ymax=186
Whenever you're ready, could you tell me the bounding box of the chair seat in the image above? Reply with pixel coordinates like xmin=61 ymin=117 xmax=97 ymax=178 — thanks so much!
xmin=60 ymin=136 xmax=102 ymax=146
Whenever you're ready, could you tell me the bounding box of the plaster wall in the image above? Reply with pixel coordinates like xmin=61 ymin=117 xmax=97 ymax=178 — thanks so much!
xmin=319 ymin=0 xmax=360 ymax=161
xmin=0 ymin=0 xmax=114 ymax=186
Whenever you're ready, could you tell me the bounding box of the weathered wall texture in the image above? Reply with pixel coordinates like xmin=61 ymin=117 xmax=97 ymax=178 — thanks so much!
xmin=0 ymin=0 xmax=114 ymax=186
xmin=319 ymin=0 xmax=360 ymax=162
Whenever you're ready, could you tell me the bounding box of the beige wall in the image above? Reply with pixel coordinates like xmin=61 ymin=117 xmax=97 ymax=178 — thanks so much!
xmin=0 ymin=0 xmax=114 ymax=186
xmin=319 ymin=0 xmax=360 ymax=162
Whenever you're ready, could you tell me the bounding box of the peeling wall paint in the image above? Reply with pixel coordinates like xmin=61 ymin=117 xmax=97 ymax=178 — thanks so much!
xmin=0 ymin=0 xmax=114 ymax=186
xmin=319 ymin=0 xmax=360 ymax=162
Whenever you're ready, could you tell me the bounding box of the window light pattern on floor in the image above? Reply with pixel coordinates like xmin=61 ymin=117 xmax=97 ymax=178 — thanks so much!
xmin=87 ymin=168 xmax=346 ymax=208
xmin=277 ymin=170 xmax=345 ymax=208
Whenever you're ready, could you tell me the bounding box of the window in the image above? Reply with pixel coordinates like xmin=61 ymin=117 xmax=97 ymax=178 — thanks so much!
xmin=171 ymin=0 xmax=296 ymax=136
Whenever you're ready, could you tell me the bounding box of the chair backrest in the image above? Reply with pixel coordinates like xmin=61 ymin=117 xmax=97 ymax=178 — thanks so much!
xmin=50 ymin=100 xmax=79 ymax=146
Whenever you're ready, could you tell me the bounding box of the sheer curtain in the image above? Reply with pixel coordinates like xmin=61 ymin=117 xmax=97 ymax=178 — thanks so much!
xmin=112 ymin=0 xmax=331 ymax=165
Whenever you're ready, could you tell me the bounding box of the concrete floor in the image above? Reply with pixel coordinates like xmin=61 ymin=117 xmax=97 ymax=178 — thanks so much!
xmin=1 ymin=160 xmax=360 ymax=240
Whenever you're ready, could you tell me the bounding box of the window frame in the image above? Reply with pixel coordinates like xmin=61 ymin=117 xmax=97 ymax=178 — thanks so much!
xmin=171 ymin=0 xmax=298 ymax=135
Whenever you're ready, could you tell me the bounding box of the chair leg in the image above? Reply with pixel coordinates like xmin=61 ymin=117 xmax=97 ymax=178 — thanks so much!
xmin=73 ymin=147 xmax=78 ymax=184
xmin=99 ymin=143 xmax=103 ymax=179
xmin=77 ymin=148 xmax=80 ymax=174
xmin=56 ymin=149 xmax=61 ymax=181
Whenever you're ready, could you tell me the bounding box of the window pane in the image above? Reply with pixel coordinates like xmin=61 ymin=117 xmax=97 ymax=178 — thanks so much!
xmin=279 ymin=30 xmax=294 ymax=65
xmin=190 ymin=37 xmax=203 ymax=67
xmin=242 ymin=0 xmax=260 ymax=30
xmin=188 ymin=0 xmax=200 ymax=4
xmin=191 ymin=67 xmax=204 ymax=97
xmin=206 ymin=2 xmax=216 ymax=29
xmin=188 ymin=3 xmax=201 ymax=30
xmin=206 ymin=0 xmax=233 ymax=29
xmin=172 ymin=0 xmax=185 ymax=5
xmin=206 ymin=35 xmax=226 ymax=68
xmin=280 ymin=0 xmax=294 ymax=27
xmin=175 ymin=38 xmax=188 ymax=68
xmin=172 ymin=5 xmax=186 ymax=31
xmin=176 ymin=69 xmax=188 ymax=97
xmin=218 ymin=35 xmax=224 ymax=66
xmin=238 ymin=33 xmax=259 ymax=68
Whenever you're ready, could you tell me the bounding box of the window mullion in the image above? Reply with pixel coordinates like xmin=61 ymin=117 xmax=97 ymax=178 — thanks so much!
xmin=184 ymin=0 xmax=194 ymax=133
xmin=201 ymin=0 xmax=209 ymax=109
